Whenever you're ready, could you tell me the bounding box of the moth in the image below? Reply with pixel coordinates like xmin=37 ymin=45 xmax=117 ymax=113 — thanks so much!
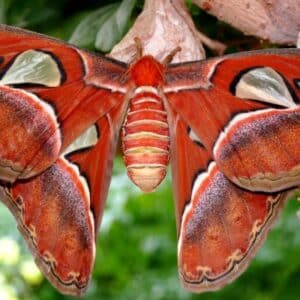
xmin=0 ymin=24 xmax=299 ymax=296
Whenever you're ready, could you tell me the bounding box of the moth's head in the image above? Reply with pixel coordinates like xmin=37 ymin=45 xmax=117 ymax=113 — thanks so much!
xmin=130 ymin=55 xmax=164 ymax=87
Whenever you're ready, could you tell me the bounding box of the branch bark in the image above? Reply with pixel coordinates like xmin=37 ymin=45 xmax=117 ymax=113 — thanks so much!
xmin=193 ymin=0 xmax=300 ymax=45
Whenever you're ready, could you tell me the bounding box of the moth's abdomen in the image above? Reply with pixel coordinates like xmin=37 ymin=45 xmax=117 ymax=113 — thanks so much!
xmin=122 ymin=86 xmax=170 ymax=192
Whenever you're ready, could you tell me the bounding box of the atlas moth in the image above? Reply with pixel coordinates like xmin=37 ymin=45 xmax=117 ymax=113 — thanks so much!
xmin=0 ymin=24 xmax=299 ymax=296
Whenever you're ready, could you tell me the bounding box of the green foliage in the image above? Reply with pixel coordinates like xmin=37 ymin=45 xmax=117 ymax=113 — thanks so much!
xmin=94 ymin=0 xmax=136 ymax=51
xmin=0 ymin=1 xmax=299 ymax=300
xmin=69 ymin=4 xmax=119 ymax=50
xmin=69 ymin=0 xmax=136 ymax=51
xmin=0 ymin=0 xmax=68 ymax=28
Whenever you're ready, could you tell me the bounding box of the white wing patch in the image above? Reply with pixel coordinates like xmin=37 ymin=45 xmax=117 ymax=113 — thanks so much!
xmin=62 ymin=124 xmax=99 ymax=203
xmin=63 ymin=125 xmax=98 ymax=155
xmin=235 ymin=67 xmax=295 ymax=108
xmin=0 ymin=50 xmax=62 ymax=87
xmin=188 ymin=127 xmax=202 ymax=145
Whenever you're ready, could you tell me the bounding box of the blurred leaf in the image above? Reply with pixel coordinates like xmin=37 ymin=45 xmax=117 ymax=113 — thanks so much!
xmin=0 ymin=237 xmax=20 ymax=265
xmin=5 ymin=0 xmax=61 ymax=27
xmin=20 ymin=260 xmax=43 ymax=286
xmin=69 ymin=3 xmax=118 ymax=49
xmin=0 ymin=285 xmax=18 ymax=300
xmin=95 ymin=0 xmax=136 ymax=52
xmin=46 ymin=11 xmax=89 ymax=40
xmin=0 ymin=0 xmax=9 ymax=23
xmin=69 ymin=0 xmax=136 ymax=51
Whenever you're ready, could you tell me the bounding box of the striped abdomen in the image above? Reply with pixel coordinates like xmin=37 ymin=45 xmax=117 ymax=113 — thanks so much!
xmin=122 ymin=86 xmax=170 ymax=192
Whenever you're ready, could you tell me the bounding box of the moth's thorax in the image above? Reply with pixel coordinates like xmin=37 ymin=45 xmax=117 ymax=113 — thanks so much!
xmin=130 ymin=56 xmax=164 ymax=86
xmin=122 ymin=85 xmax=170 ymax=192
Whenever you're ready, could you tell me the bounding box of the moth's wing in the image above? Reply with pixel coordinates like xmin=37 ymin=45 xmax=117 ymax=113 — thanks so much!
xmin=66 ymin=100 xmax=127 ymax=231
xmin=166 ymin=108 xmax=289 ymax=292
xmin=0 ymin=102 xmax=126 ymax=296
xmin=0 ymin=24 xmax=129 ymax=182
xmin=164 ymin=49 xmax=300 ymax=192
xmin=0 ymin=158 xmax=95 ymax=296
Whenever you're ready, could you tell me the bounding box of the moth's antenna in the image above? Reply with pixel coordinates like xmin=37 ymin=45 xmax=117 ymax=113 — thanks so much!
xmin=134 ymin=37 xmax=143 ymax=59
xmin=162 ymin=46 xmax=181 ymax=65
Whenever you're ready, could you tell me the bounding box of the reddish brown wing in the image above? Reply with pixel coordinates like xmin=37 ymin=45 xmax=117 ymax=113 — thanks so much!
xmin=0 ymin=25 xmax=129 ymax=182
xmin=166 ymin=106 xmax=289 ymax=292
xmin=164 ymin=49 xmax=300 ymax=193
xmin=68 ymin=99 xmax=128 ymax=231
xmin=1 ymin=158 xmax=95 ymax=296
xmin=0 ymin=101 xmax=126 ymax=296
